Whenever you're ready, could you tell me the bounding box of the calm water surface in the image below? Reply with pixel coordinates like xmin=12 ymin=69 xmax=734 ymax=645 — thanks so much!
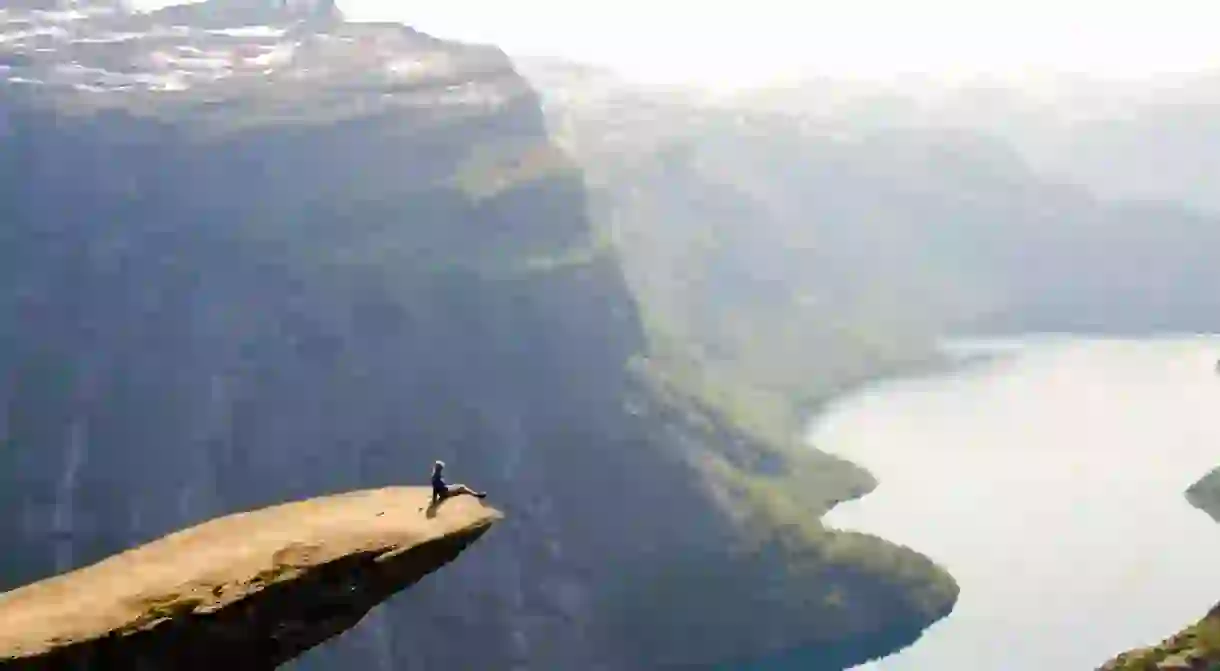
xmin=810 ymin=337 xmax=1220 ymax=670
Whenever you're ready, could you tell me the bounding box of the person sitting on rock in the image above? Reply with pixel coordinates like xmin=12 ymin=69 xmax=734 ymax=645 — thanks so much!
xmin=431 ymin=460 xmax=487 ymax=504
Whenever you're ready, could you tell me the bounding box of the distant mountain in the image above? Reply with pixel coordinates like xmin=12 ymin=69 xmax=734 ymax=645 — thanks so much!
xmin=524 ymin=62 xmax=1220 ymax=358
xmin=733 ymin=72 xmax=1220 ymax=214
xmin=1024 ymin=96 xmax=1220 ymax=214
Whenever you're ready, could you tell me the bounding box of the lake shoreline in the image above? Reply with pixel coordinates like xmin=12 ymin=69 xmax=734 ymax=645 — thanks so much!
xmin=811 ymin=336 xmax=1220 ymax=670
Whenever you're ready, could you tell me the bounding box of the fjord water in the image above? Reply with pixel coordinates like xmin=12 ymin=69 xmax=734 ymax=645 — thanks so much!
xmin=814 ymin=337 xmax=1220 ymax=670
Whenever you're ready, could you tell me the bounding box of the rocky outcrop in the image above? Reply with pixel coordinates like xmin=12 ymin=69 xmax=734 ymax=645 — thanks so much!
xmin=0 ymin=488 xmax=500 ymax=670
xmin=1098 ymin=602 xmax=1220 ymax=671
xmin=1098 ymin=470 xmax=1220 ymax=670
xmin=1186 ymin=468 xmax=1220 ymax=523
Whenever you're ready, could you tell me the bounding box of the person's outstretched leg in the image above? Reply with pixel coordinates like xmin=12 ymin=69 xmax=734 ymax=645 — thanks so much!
xmin=448 ymin=484 xmax=487 ymax=499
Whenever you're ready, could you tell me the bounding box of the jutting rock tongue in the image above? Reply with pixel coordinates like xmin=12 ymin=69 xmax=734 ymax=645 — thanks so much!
xmin=0 ymin=488 xmax=501 ymax=670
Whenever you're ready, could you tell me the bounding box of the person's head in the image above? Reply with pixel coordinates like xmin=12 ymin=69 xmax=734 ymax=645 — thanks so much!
xmin=433 ymin=460 xmax=445 ymax=475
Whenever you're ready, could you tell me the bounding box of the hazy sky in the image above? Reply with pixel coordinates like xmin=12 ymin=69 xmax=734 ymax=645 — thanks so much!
xmin=336 ymin=0 xmax=1220 ymax=88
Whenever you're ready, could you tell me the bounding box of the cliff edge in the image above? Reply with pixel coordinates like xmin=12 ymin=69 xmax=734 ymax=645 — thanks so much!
xmin=1098 ymin=603 xmax=1220 ymax=671
xmin=1097 ymin=467 xmax=1220 ymax=670
xmin=0 ymin=487 xmax=501 ymax=670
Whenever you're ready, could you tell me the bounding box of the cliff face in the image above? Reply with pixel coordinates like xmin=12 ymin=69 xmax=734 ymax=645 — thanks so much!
xmin=0 ymin=4 xmax=954 ymax=669
xmin=0 ymin=488 xmax=500 ymax=670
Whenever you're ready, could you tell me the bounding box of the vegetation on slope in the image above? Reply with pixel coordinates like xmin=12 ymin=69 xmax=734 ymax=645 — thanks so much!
xmin=594 ymin=351 xmax=956 ymax=667
xmin=438 ymin=120 xmax=961 ymax=664
xmin=491 ymin=85 xmax=967 ymax=665
xmin=525 ymin=61 xmax=1220 ymax=669
xmin=1100 ymin=603 xmax=1220 ymax=671
xmin=1097 ymin=469 xmax=1220 ymax=669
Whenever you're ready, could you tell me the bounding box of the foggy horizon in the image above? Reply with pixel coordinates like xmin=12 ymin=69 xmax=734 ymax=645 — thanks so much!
xmin=117 ymin=0 xmax=1220 ymax=90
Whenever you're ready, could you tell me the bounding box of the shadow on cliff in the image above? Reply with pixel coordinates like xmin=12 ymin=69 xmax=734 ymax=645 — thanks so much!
xmin=713 ymin=620 xmax=930 ymax=671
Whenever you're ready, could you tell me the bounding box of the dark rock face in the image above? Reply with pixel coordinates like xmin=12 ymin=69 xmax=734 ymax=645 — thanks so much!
xmin=0 ymin=7 xmax=648 ymax=669
xmin=0 ymin=4 xmax=954 ymax=670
